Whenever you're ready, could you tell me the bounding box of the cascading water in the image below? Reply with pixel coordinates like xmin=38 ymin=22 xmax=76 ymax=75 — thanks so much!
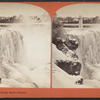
xmin=65 ymin=28 xmax=100 ymax=87
xmin=0 ymin=29 xmax=24 ymax=77
xmin=0 ymin=23 xmax=50 ymax=88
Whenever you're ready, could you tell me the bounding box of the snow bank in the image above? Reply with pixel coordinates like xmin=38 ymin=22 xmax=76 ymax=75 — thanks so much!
xmin=52 ymin=63 xmax=92 ymax=88
xmin=52 ymin=43 xmax=76 ymax=62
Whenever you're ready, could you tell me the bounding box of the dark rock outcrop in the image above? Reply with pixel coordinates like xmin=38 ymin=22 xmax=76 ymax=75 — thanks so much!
xmin=76 ymin=78 xmax=83 ymax=84
xmin=56 ymin=60 xmax=81 ymax=75
xmin=65 ymin=35 xmax=78 ymax=50
xmin=53 ymin=37 xmax=66 ymax=51
xmin=53 ymin=34 xmax=81 ymax=76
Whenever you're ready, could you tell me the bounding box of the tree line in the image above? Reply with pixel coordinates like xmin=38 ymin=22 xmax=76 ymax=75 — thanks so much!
xmin=58 ymin=16 xmax=100 ymax=24
xmin=0 ymin=16 xmax=21 ymax=23
xmin=0 ymin=15 xmax=41 ymax=23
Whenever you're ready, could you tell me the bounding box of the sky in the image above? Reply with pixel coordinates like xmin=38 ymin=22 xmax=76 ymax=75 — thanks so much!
xmin=56 ymin=3 xmax=100 ymax=18
xmin=0 ymin=3 xmax=47 ymax=17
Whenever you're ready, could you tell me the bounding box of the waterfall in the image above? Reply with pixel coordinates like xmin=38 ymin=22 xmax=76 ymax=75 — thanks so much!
xmin=0 ymin=24 xmax=50 ymax=88
xmin=0 ymin=29 xmax=24 ymax=78
xmin=66 ymin=28 xmax=100 ymax=79
xmin=0 ymin=29 xmax=23 ymax=64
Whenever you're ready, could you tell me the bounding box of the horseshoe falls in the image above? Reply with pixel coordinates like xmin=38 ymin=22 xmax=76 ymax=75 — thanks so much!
xmin=0 ymin=24 xmax=50 ymax=88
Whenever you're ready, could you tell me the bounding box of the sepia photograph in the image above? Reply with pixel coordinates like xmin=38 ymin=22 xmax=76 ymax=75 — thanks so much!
xmin=0 ymin=3 xmax=51 ymax=88
xmin=52 ymin=3 xmax=100 ymax=88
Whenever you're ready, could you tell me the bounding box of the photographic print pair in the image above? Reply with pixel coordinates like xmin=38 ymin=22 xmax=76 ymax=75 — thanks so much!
xmin=0 ymin=3 xmax=100 ymax=88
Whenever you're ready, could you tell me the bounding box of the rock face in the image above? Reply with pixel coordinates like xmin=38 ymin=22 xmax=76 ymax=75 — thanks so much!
xmin=56 ymin=60 xmax=81 ymax=75
xmin=53 ymin=34 xmax=82 ymax=77
xmin=65 ymin=35 xmax=78 ymax=50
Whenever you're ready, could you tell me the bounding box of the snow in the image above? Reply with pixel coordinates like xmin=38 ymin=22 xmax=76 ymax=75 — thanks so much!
xmin=0 ymin=79 xmax=36 ymax=88
xmin=84 ymin=79 xmax=100 ymax=88
xmin=52 ymin=63 xmax=92 ymax=88
xmin=1 ymin=62 xmax=50 ymax=88
xmin=52 ymin=44 xmax=76 ymax=62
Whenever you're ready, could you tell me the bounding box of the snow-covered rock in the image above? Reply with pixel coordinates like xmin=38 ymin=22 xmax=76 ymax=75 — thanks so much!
xmin=52 ymin=33 xmax=81 ymax=76
xmin=52 ymin=63 xmax=92 ymax=88
xmin=52 ymin=39 xmax=83 ymax=87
